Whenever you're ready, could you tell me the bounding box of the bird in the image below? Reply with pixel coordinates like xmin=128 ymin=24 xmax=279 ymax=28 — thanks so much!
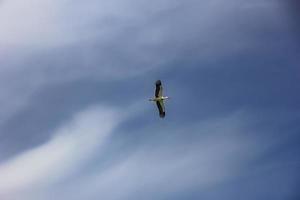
xmin=149 ymin=80 xmax=169 ymax=118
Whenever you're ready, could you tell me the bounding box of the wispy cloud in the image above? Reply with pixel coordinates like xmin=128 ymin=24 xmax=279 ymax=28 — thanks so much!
xmin=0 ymin=105 xmax=119 ymax=199
xmin=69 ymin=112 xmax=298 ymax=200
xmin=0 ymin=0 xmax=291 ymax=124
xmin=0 ymin=110 xmax=274 ymax=200
xmin=0 ymin=0 xmax=299 ymax=199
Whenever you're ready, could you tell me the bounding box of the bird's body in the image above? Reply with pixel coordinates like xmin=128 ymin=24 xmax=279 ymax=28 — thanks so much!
xmin=149 ymin=96 xmax=169 ymax=101
xmin=149 ymin=80 xmax=169 ymax=118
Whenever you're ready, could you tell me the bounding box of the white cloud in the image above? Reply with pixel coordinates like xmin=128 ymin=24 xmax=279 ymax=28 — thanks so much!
xmin=80 ymin=112 xmax=260 ymax=199
xmin=0 ymin=0 xmax=68 ymax=47
xmin=0 ymin=104 xmax=290 ymax=200
xmin=24 ymin=111 xmax=269 ymax=200
xmin=0 ymin=0 xmax=177 ymax=48
xmin=0 ymin=1 xmax=297 ymax=199
xmin=0 ymin=0 xmax=183 ymax=122
xmin=0 ymin=105 xmax=119 ymax=199
xmin=0 ymin=0 xmax=288 ymax=121
xmin=0 ymin=0 xmax=286 ymax=53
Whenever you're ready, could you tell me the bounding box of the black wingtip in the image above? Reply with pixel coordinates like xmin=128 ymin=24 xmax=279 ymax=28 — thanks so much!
xmin=155 ymin=80 xmax=162 ymax=86
xmin=159 ymin=112 xmax=165 ymax=118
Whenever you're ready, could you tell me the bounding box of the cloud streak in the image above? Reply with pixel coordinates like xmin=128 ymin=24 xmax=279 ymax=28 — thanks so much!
xmin=0 ymin=0 xmax=294 ymax=125
xmin=0 ymin=106 xmax=118 ymax=199
xmin=0 ymin=0 xmax=299 ymax=199
xmin=0 ymin=111 xmax=275 ymax=200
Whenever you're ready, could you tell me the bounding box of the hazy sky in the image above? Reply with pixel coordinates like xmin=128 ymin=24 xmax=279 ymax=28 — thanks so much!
xmin=0 ymin=0 xmax=300 ymax=199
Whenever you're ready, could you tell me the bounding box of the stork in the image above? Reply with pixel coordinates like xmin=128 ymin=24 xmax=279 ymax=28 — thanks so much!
xmin=149 ymin=80 xmax=169 ymax=118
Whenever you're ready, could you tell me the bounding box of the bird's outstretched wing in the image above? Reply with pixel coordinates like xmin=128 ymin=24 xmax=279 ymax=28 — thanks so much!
xmin=155 ymin=80 xmax=163 ymax=97
xmin=156 ymin=100 xmax=165 ymax=118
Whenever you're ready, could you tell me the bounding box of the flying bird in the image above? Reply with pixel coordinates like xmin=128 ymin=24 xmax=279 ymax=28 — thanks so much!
xmin=149 ymin=80 xmax=169 ymax=118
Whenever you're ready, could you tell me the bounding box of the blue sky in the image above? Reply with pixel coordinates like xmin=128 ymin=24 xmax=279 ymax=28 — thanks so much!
xmin=0 ymin=0 xmax=299 ymax=199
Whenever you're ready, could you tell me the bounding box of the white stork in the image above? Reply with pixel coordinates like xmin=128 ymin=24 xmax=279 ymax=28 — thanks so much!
xmin=149 ymin=80 xmax=169 ymax=118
